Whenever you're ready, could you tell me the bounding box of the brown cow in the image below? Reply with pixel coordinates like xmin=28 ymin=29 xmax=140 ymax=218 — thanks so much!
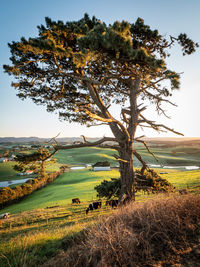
xmin=106 ymin=199 xmax=119 ymax=208
xmin=72 ymin=198 xmax=81 ymax=204
xmin=178 ymin=189 xmax=188 ymax=195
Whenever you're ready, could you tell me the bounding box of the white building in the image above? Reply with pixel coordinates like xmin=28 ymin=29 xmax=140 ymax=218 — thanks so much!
xmin=93 ymin=166 xmax=111 ymax=171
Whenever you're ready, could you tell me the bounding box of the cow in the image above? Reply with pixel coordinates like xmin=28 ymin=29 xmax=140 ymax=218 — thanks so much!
xmin=72 ymin=198 xmax=81 ymax=204
xmin=106 ymin=199 xmax=119 ymax=208
xmin=86 ymin=201 xmax=102 ymax=214
xmin=178 ymin=189 xmax=188 ymax=195
xmin=0 ymin=213 xmax=10 ymax=219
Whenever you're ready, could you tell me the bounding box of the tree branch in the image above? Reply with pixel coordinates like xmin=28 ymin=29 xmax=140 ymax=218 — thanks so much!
xmin=133 ymin=150 xmax=148 ymax=174
xmin=83 ymin=108 xmax=117 ymax=123
xmin=55 ymin=136 xmax=117 ymax=150
xmin=145 ymin=90 xmax=177 ymax=107
xmin=139 ymin=77 xmax=166 ymax=92
xmin=87 ymin=122 xmax=109 ymax=127
xmin=85 ymin=82 xmax=129 ymax=142
xmin=134 ymin=138 xmax=159 ymax=163
xmin=139 ymin=114 xmax=183 ymax=136
xmin=112 ymin=154 xmax=128 ymax=163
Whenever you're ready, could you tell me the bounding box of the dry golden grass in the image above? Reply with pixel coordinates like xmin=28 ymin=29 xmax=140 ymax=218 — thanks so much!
xmin=43 ymin=193 xmax=200 ymax=267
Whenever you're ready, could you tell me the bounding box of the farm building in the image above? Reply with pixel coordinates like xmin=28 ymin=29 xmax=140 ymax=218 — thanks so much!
xmin=25 ymin=170 xmax=34 ymax=175
xmin=93 ymin=166 xmax=111 ymax=171
xmin=92 ymin=161 xmax=111 ymax=171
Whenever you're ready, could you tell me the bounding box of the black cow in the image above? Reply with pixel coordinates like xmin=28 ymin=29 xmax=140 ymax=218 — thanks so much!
xmin=72 ymin=198 xmax=81 ymax=204
xmin=106 ymin=199 xmax=119 ymax=208
xmin=0 ymin=213 xmax=10 ymax=219
xmin=86 ymin=201 xmax=102 ymax=214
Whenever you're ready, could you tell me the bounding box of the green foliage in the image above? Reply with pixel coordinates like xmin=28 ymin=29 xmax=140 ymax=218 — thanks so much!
xmin=95 ymin=178 xmax=121 ymax=199
xmin=178 ymin=33 xmax=199 ymax=55
xmin=4 ymin=14 xmax=198 ymax=125
xmin=95 ymin=169 xmax=175 ymax=199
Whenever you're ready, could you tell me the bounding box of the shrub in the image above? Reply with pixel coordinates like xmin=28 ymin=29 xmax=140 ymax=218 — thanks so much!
xmin=95 ymin=169 xmax=175 ymax=199
xmin=135 ymin=169 xmax=175 ymax=193
xmin=94 ymin=178 xmax=121 ymax=199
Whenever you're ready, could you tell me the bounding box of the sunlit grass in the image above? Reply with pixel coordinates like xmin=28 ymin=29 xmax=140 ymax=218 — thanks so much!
xmin=0 ymin=162 xmax=19 ymax=181
xmin=0 ymin=203 xmax=115 ymax=267
xmin=163 ymin=170 xmax=200 ymax=189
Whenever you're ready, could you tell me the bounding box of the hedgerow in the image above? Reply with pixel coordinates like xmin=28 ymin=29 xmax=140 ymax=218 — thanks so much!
xmin=0 ymin=166 xmax=66 ymax=209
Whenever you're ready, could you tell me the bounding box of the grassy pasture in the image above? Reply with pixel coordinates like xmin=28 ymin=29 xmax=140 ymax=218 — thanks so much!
xmin=0 ymin=162 xmax=18 ymax=181
xmin=0 ymin=143 xmax=200 ymax=183
xmin=0 ymin=143 xmax=200 ymax=266
xmin=0 ymin=169 xmax=199 ymax=266
xmin=1 ymin=167 xmax=200 ymax=214
xmin=54 ymin=144 xmax=200 ymax=167
xmin=1 ymin=169 xmax=120 ymax=213
xmin=0 ymin=162 xmax=62 ymax=182
xmin=0 ymin=144 xmax=200 ymax=213
xmin=54 ymin=146 xmax=117 ymax=165
xmin=134 ymin=144 xmax=200 ymax=166
xmin=0 ymin=201 xmax=116 ymax=267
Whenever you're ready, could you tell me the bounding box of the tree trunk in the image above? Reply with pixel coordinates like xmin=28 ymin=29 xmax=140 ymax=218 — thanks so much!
xmin=118 ymin=141 xmax=135 ymax=203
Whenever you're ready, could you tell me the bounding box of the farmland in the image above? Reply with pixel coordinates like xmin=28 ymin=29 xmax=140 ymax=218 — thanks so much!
xmin=0 ymin=138 xmax=200 ymax=266
xmin=0 ymin=140 xmax=200 ymax=213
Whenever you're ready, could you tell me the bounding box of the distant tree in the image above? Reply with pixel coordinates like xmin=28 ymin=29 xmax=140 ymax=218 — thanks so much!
xmin=14 ymin=148 xmax=53 ymax=178
xmin=4 ymin=14 xmax=198 ymax=202
xmin=3 ymin=149 xmax=10 ymax=157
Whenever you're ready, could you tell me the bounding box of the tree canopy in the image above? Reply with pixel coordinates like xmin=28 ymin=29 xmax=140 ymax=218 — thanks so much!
xmin=4 ymin=14 xmax=198 ymax=202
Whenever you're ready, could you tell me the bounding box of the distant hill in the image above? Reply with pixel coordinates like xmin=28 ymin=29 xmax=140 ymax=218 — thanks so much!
xmin=0 ymin=136 xmax=99 ymax=144
xmin=142 ymin=137 xmax=200 ymax=147
xmin=0 ymin=136 xmax=200 ymax=146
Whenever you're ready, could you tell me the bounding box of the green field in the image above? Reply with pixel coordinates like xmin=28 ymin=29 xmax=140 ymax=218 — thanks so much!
xmin=54 ymin=144 xmax=200 ymax=167
xmin=0 ymin=161 xmax=63 ymax=182
xmin=0 ymin=144 xmax=200 ymax=266
xmin=0 ymin=144 xmax=200 ymax=214
xmin=54 ymin=146 xmax=117 ymax=165
xmin=0 ymin=167 xmax=199 ymax=266
xmin=0 ymin=162 xmax=19 ymax=181
xmin=1 ymin=143 xmax=200 ymax=182
xmin=1 ymin=168 xmax=120 ymax=213
xmin=1 ymin=167 xmax=200 ymax=214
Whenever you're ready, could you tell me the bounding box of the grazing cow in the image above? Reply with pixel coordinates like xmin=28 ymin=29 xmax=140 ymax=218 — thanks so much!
xmin=0 ymin=213 xmax=10 ymax=219
xmin=72 ymin=198 xmax=81 ymax=204
xmin=86 ymin=201 xmax=102 ymax=214
xmin=106 ymin=199 xmax=119 ymax=208
xmin=178 ymin=189 xmax=188 ymax=195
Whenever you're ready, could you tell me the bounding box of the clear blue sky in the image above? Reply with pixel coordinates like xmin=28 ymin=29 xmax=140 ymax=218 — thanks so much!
xmin=1 ymin=0 xmax=200 ymax=138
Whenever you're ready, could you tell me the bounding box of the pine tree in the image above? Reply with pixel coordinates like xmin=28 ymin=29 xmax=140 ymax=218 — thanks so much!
xmin=4 ymin=14 xmax=198 ymax=202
